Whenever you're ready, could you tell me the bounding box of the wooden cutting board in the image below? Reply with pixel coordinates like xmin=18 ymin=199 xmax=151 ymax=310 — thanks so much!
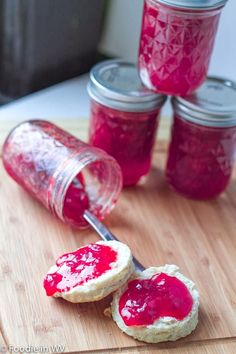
xmin=0 ymin=119 xmax=236 ymax=354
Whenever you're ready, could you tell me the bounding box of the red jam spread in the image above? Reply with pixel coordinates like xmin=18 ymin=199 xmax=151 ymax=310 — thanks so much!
xmin=119 ymin=273 xmax=193 ymax=326
xmin=44 ymin=243 xmax=117 ymax=296
xmin=63 ymin=173 xmax=90 ymax=227
xmin=89 ymin=101 xmax=160 ymax=186
xmin=138 ymin=0 xmax=220 ymax=95
xmin=166 ymin=115 xmax=236 ymax=199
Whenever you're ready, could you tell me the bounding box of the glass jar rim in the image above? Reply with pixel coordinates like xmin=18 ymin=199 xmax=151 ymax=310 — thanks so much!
xmin=152 ymin=0 xmax=227 ymax=10
xmin=49 ymin=147 xmax=122 ymax=228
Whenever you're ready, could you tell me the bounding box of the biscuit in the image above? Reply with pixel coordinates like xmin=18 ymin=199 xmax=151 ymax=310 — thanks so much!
xmin=111 ymin=264 xmax=199 ymax=343
xmin=44 ymin=240 xmax=134 ymax=303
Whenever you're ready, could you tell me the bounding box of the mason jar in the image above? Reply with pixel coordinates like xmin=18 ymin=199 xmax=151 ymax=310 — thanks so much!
xmin=166 ymin=77 xmax=236 ymax=199
xmin=88 ymin=60 xmax=167 ymax=186
xmin=138 ymin=0 xmax=227 ymax=96
xmin=2 ymin=120 xmax=122 ymax=228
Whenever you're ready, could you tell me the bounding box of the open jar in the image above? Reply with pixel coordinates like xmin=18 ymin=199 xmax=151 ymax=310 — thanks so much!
xmin=2 ymin=120 xmax=122 ymax=228
xmin=138 ymin=0 xmax=227 ymax=96
xmin=88 ymin=60 xmax=167 ymax=186
xmin=166 ymin=77 xmax=236 ymax=200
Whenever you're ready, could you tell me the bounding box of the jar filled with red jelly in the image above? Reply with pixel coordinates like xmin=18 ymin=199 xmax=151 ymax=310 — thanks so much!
xmin=166 ymin=77 xmax=236 ymax=200
xmin=88 ymin=60 xmax=167 ymax=186
xmin=138 ymin=0 xmax=227 ymax=96
xmin=2 ymin=120 xmax=122 ymax=228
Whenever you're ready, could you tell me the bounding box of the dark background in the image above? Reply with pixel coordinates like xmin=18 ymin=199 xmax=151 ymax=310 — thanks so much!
xmin=0 ymin=0 xmax=106 ymax=102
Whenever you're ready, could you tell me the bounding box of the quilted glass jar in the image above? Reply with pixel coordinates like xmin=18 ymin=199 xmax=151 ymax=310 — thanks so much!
xmin=2 ymin=120 xmax=122 ymax=228
xmin=166 ymin=77 xmax=236 ymax=199
xmin=88 ymin=60 xmax=167 ymax=186
xmin=138 ymin=0 xmax=227 ymax=95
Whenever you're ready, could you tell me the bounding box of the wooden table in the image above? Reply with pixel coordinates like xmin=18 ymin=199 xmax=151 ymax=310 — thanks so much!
xmin=0 ymin=118 xmax=236 ymax=354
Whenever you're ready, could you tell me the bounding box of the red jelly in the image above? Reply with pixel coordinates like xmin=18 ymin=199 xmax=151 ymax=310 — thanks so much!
xmin=2 ymin=120 xmax=122 ymax=228
xmin=166 ymin=77 xmax=236 ymax=200
xmin=119 ymin=273 xmax=193 ymax=326
xmin=89 ymin=101 xmax=161 ymax=186
xmin=88 ymin=60 xmax=166 ymax=186
xmin=44 ymin=243 xmax=117 ymax=296
xmin=138 ymin=0 xmax=226 ymax=95
xmin=63 ymin=173 xmax=90 ymax=226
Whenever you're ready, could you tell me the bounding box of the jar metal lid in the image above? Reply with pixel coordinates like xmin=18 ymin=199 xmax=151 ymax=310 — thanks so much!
xmin=173 ymin=76 xmax=236 ymax=127
xmin=88 ymin=59 xmax=166 ymax=112
xmin=155 ymin=0 xmax=227 ymax=10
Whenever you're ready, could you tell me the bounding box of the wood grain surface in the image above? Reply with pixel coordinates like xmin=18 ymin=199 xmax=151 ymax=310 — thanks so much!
xmin=0 ymin=119 xmax=235 ymax=353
